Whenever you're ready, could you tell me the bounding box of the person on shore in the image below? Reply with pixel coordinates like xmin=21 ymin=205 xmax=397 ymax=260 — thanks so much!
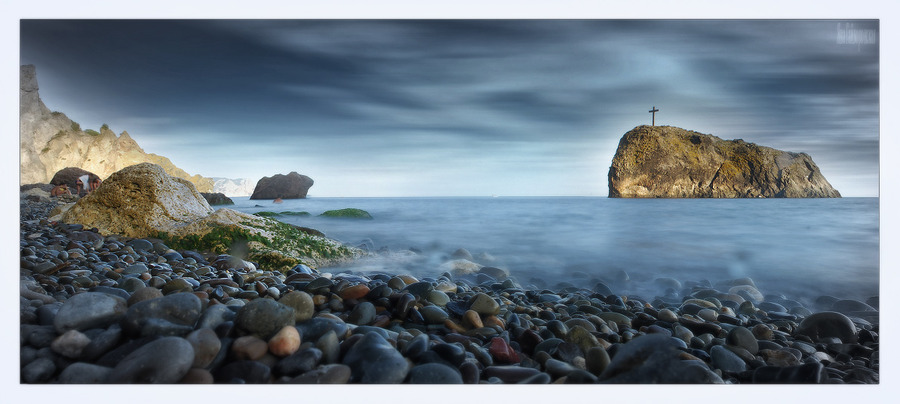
xmin=75 ymin=176 xmax=87 ymax=197
xmin=90 ymin=177 xmax=101 ymax=192
xmin=50 ymin=184 xmax=70 ymax=197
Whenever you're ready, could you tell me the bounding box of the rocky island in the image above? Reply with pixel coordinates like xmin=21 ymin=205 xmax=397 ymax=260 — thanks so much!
xmin=608 ymin=125 xmax=841 ymax=198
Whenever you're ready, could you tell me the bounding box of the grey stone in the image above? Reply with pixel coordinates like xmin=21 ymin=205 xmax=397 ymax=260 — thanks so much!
xmin=123 ymin=292 xmax=202 ymax=337
xmin=107 ymin=336 xmax=195 ymax=383
xmin=58 ymin=362 xmax=112 ymax=383
xmin=407 ymin=363 xmax=463 ymax=383
xmin=54 ymin=292 xmax=127 ymax=333
xmin=235 ymin=298 xmax=296 ymax=339
xmin=342 ymin=331 xmax=410 ymax=383
xmin=711 ymin=345 xmax=747 ymax=373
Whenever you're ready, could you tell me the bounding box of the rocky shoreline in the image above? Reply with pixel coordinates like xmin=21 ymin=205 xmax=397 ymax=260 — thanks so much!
xmin=20 ymin=195 xmax=879 ymax=384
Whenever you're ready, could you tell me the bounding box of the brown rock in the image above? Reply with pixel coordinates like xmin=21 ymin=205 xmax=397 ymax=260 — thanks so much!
xmin=608 ymin=125 xmax=841 ymax=198
xmin=232 ymin=335 xmax=269 ymax=361
xmin=268 ymin=326 xmax=301 ymax=357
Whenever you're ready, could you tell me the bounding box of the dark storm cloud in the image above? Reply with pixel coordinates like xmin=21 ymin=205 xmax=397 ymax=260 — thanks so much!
xmin=19 ymin=19 xmax=879 ymax=195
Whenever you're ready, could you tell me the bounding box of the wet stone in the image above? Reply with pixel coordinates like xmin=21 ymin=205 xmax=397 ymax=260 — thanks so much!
xmin=348 ymin=301 xmax=376 ymax=325
xmin=275 ymin=347 xmax=323 ymax=377
xmin=407 ymin=363 xmax=463 ymax=384
xmin=268 ymin=325 xmax=301 ymax=357
xmin=54 ymin=292 xmax=128 ymax=333
xmin=235 ymin=299 xmax=295 ymax=339
xmin=57 ymin=362 xmax=112 ymax=383
xmin=215 ymin=360 xmax=272 ymax=384
xmin=342 ymin=331 xmax=410 ymax=383
xmin=22 ymin=358 xmax=56 ymax=383
xmin=186 ymin=328 xmax=221 ymax=368
xmin=122 ymin=292 xmax=202 ymax=338
xmin=232 ymin=335 xmax=269 ymax=361
xmin=51 ymin=329 xmax=91 ymax=359
xmin=726 ymin=326 xmax=759 ymax=355
xmin=482 ymin=366 xmax=542 ymax=384
xmin=420 ymin=306 xmax=449 ymax=325
xmin=797 ymin=311 xmax=858 ymax=343
xmin=752 ymin=362 xmax=825 ymax=384
xmin=711 ymin=345 xmax=747 ymax=373
xmin=290 ymin=364 xmax=352 ymax=384
xmin=107 ymin=336 xmax=195 ymax=383
xmin=469 ymin=293 xmax=500 ymax=316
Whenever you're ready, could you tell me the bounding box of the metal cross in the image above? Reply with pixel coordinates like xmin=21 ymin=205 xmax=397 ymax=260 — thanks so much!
xmin=649 ymin=106 xmax=659 ymax=126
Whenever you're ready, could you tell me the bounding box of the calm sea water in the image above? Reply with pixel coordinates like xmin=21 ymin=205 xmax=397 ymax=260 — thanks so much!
xmin=225 ymin=197 xmax=879 ymax=303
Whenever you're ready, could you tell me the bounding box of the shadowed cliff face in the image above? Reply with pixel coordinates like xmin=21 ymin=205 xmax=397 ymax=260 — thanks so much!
xmin=19 ymin=65 xmax=214 ymax=192
xmin=608 ymin=125 xmax=841 ymax=198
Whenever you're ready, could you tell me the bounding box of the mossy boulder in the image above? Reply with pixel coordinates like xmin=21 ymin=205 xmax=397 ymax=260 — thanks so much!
xmin=58 ymin=163 xmax=362 ymax=271
xmin=319 ymin=208 xmax=373 ymax=219
xmin=608 ymin=125 xmax=841 ymax=198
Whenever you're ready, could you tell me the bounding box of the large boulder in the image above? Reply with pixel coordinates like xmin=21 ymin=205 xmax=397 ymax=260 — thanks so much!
xmin=60 ymin=163 xmax=214 ymax=237
xmin=57 ymin=163 xmax=362 ymax=271
xmin=608 ymin=125 xmax=841 ymax=198
xmin=250 ymin=172 xmax=314 ymax=200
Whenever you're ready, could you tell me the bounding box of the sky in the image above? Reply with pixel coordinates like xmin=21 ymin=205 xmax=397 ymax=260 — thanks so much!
xmin=18 ymin=19 xmax=879 ymax=197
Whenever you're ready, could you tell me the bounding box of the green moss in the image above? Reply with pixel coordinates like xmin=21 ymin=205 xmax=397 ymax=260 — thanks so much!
xmin=155 ymin=218 xmax=355 ymax=273
xmin=51 ymin=111 xmax=63 ymax=117
xmin=71 ymin=122 xmax=81 ymax=132
xmin=280 ymin=211 xmax=311 ymax=216
xmin=254 ymin=211 xmax=280 ymax=217
xmin=101 ymin=123 xmax=109 ymax=131
xmin=319 ymin=208 xmax=373 ymax=219
xmin=84 ymin=129 xmax=100 ymax=136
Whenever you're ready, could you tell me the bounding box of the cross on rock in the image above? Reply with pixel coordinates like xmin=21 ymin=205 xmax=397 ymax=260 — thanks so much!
xmin=649 ymin=106 xmax=659 ymax=126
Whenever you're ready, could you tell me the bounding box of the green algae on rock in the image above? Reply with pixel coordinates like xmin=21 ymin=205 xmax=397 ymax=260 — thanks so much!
xmin=319 ymin=208 xmax=373 ymax=219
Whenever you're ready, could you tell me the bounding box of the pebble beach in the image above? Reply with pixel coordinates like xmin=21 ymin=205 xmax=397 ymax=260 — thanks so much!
xmin=19 ymin=194 xmax=880 ymax=384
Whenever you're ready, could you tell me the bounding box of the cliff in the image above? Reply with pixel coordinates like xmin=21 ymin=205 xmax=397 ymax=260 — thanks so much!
xmin=19 ymin=65 xmax=214 ymax=192
xmin=607 ymin=125 xmax=841 ymax=198
xmin=211 ymin=177 xmax=257 ymax=197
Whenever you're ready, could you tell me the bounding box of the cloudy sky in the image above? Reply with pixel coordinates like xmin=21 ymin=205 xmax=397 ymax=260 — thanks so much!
xmin=19 ymin=19 xmax=879 ymax=197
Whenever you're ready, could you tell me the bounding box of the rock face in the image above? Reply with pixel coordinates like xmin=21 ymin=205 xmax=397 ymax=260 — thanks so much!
xmin=212 ymin=177 xmax=257 ymax=197
xmin=60 ymin=163 xmax=214 ymax=238
xmin=608 ymin=125 xmax=841 ymax=198
xmin=19 ymin=65 xmax=214 ymax=192
xmin=57 ymin=163 xmax=361 ymax=270
xmin=250 ymin=172 xmax=314 ymax=200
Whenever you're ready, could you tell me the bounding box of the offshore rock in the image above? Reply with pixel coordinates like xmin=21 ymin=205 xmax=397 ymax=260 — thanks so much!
xmin=608 ymin=125 xmax=840 ymax=198
xmin=250 ymin=171 xmax=314 ymax=200
xmin=201 ymin=192 xmax=235 ymax=206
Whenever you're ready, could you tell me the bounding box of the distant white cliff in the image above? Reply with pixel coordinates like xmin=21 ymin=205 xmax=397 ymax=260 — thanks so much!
xmin=212 ymin=177 xmax=257 ymax=197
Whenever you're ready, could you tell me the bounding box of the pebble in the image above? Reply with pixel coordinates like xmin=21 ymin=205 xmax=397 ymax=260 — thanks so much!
xmin=469 ymin=293 xmax=500 ymax=316
xmin=710 ymin=345 xmax=747 ymax=373
xmin=122 ymin=292 xmax=202 ymax=337
xmin=275 ymin=347 xmax=323 ymax=376
xmin=107 ymin=336 xmax=195 ymax=383
xmin=407 ymin=363 xmax=463 ymax=383
xmin=797 ymin=311 xmax=858 ymax=343
xmin=348 ymin=301 xmax=376 ymax=325
xmin=51 ymin=329 xmax=91 ymax=359
xmin=235 ymin=299 xmax=296 ymax=339
xmin=290 ymin=364 xmax=352 ymax=384
xmin=186 ymin=328 xmax=222 ymax=368
xmin=232 ymin=336 xmax=269 ymax=361
xmin=57 ymin=362 xmax=112 ymax=383
xmin=54 ymin=292 xmax=127 ymax=333
xmin=726 ymin=326 xmax=759 ymax=355
xmin=268 ymin=325 xmax=301 ymax=357
xmin=342 ymin=331 xmax=410 ymax=383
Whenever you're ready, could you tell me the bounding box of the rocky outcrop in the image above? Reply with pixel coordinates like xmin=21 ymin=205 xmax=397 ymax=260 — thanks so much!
xmin=200 ymin=192 xmax=234 ymax=206
xmin=19 ymin=65 xmax=214 ymax=192
xmin=212 ymin=177 xmax=257 ymax=197
xmin=608 ymin=125 xmax=841 ymax=198
xmin=250 ymin=172 xmax=314 ymax=200
xmin=56 ymin=163 xmax=360 ymax=270
xmin=50 ymin=167 xmax=101 ymax=192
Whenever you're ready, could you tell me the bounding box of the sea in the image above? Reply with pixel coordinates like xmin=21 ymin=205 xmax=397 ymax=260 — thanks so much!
xmin=224 ymin=197 xmax=879 ymax=304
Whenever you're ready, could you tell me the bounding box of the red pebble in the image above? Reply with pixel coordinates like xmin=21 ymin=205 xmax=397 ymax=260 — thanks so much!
xmin=489 ymin=337 xmax=520 ymax=364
